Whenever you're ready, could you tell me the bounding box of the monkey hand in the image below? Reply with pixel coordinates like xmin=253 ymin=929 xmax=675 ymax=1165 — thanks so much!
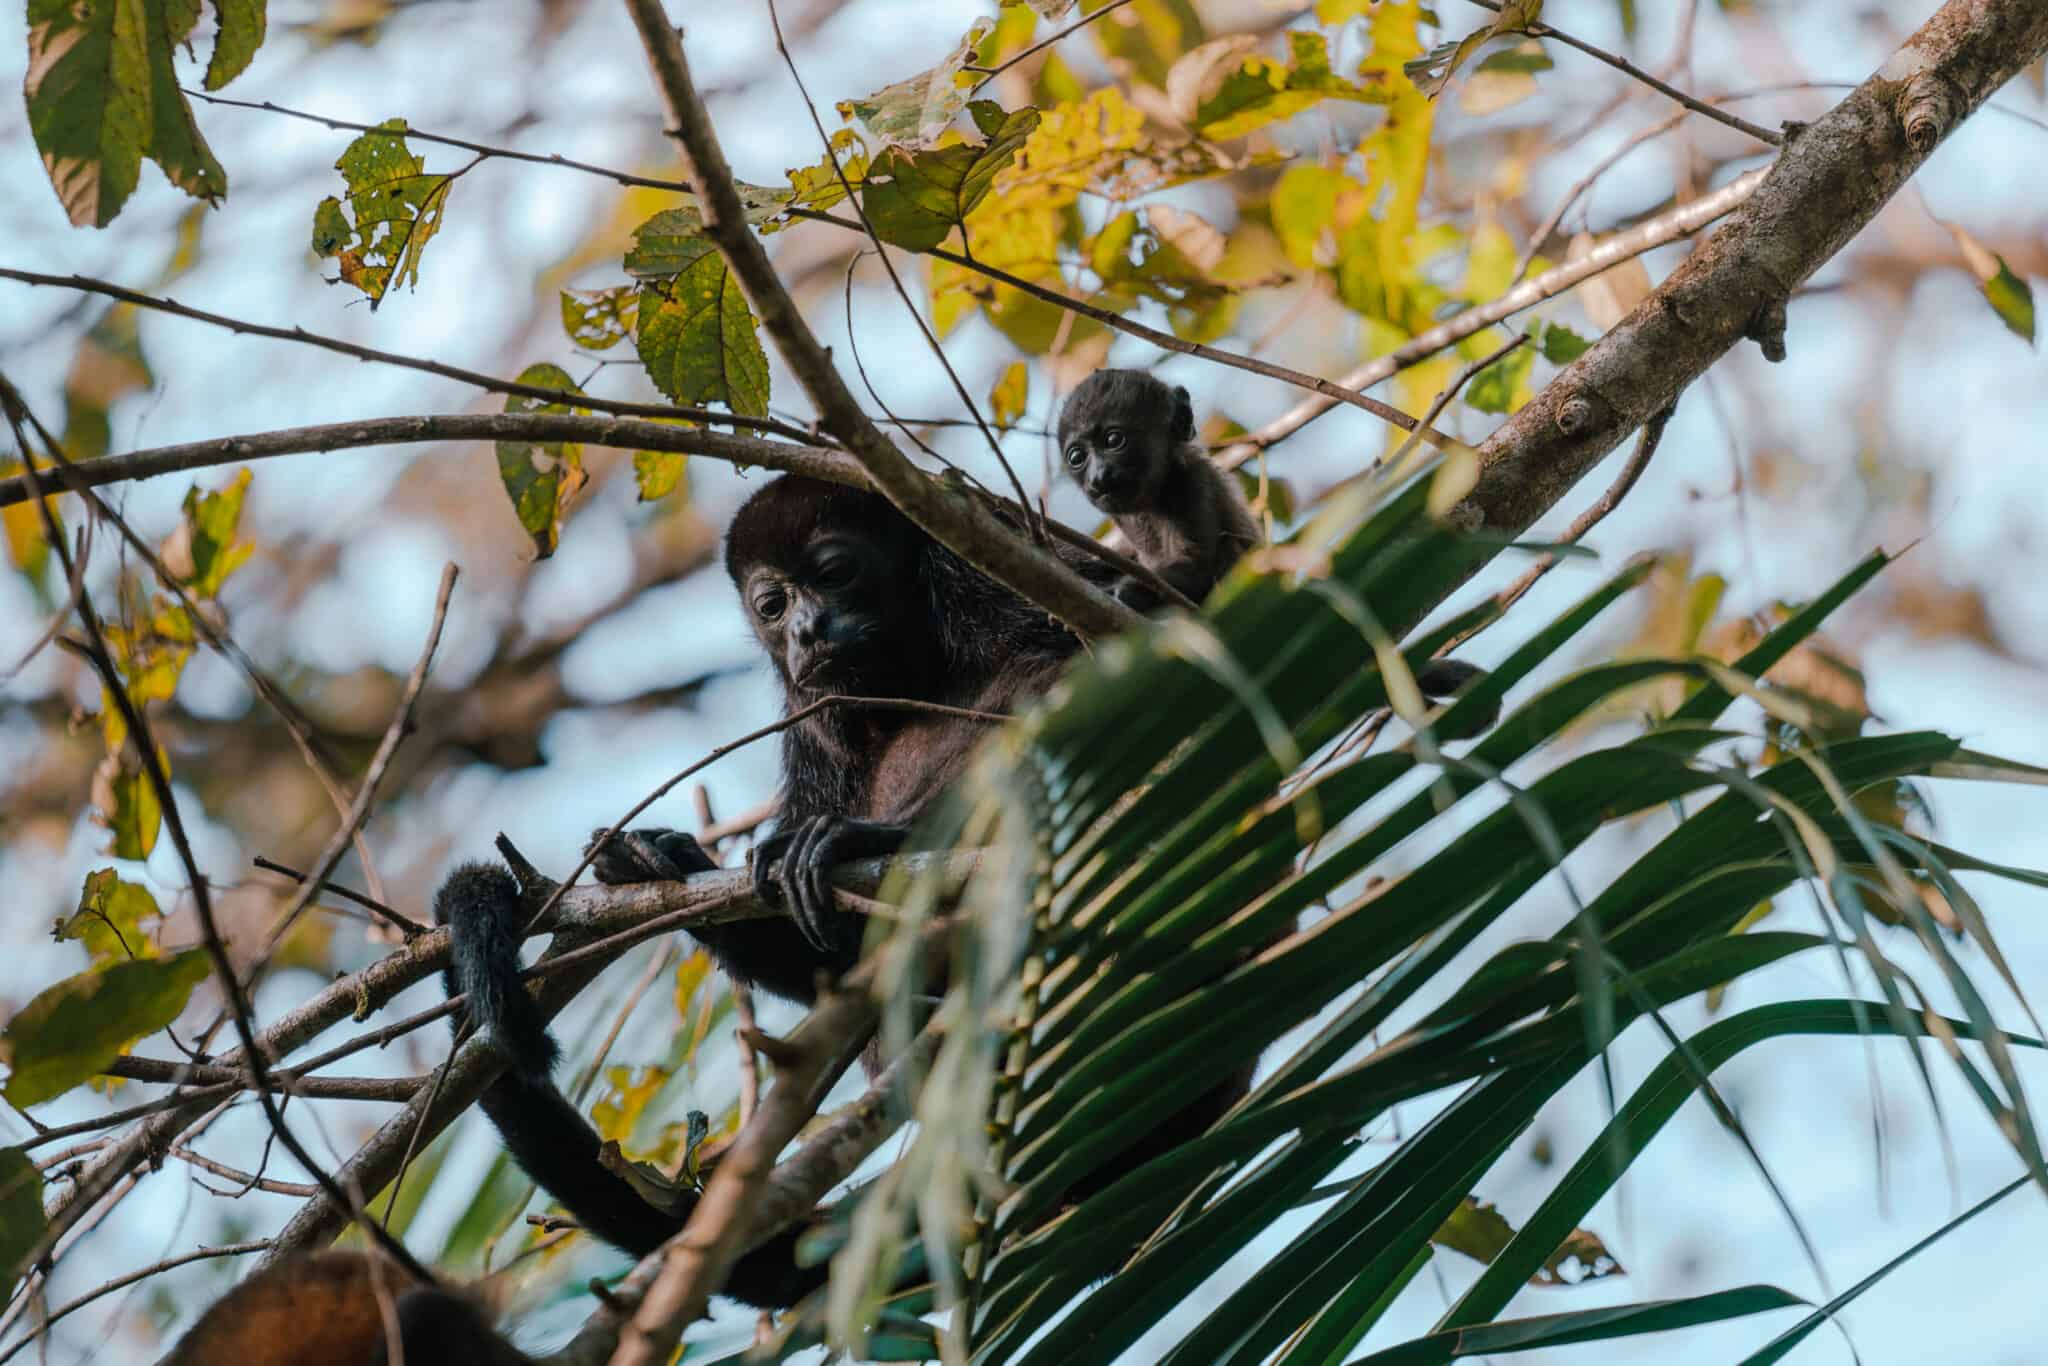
xmin=585 ymin=827 xmax=719 ymax=885
xmin=751 ymin=817 xmax=910 ymax=956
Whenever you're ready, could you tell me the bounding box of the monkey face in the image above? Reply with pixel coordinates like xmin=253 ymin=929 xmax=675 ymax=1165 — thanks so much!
xmin=1057 ymin=369 xmax=1195 ymax=514
xmin=742 ymin=532 xmax=917 ymax=693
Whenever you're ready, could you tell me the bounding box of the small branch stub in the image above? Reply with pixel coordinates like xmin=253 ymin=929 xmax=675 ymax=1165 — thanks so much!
xmin=1899 ymin=73 xmax=1959 ymax=152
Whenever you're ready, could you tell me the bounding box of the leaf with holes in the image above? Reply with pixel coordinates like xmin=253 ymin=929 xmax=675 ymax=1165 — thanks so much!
xmin=627 ymin=214 xmax=770 ymax=418
xmin=838 ymin=19 xmax=995 ymax=148
xmin=58 ymin=869 xmax=163 ymax=969
xmin=1187 ymin=31 xmax=1384 ymax=140
xmin=496 ymin=363 xmax=590 ymax=558
xmin=863 ymin=102 xmax=1040 ymax=252
xmin=311 ymin=119 xmax=453 ymax=307
xmin=561 ymin=286 xmax=640 ymax=351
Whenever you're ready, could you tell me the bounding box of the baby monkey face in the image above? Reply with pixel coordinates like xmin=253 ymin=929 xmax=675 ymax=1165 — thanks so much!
xmin=1057 ymin=369 xmax=1195 ymax=514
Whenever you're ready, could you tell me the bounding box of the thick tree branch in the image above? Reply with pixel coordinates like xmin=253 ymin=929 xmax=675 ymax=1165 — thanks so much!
xmin=620 ymin=0 xmax=1136 ymax=641
xmin=1455 ymin=0 xmax=2048 ymax=546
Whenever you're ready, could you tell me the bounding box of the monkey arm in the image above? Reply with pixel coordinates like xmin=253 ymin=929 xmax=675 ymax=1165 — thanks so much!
xmin=434 ymin=860 xmax=829 ymax=1309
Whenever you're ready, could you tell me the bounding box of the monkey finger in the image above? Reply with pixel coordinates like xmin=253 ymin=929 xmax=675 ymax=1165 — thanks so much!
xmin=651 ymin=829 xmax=719 ymax=875
xmin=751 ymin=831 xmax=794 ymax=908
xmin=787 ymin=823 xmax=842 ymax=955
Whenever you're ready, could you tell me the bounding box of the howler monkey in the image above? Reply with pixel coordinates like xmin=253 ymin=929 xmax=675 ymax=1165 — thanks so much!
xmin=435 ymin=476 xmax=1111 ymax=1309
xmin=162 ymin=1251 xmax=529 ymax=1366
xmin=1057 ymin=367 xmax=1260 ymax=614
xmin=1059 ymin=368 xmax=1494 ymax=716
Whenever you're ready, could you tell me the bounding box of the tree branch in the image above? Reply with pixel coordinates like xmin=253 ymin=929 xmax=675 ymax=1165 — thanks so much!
xmin=1212 ymin=168 xmax=1767 ymax=472
xmin=0 ymin=267 xmax=822 ymax=444
xmin=1456 ymin=0 xmax=2048 ymax=546
xmin=620 ymin=0 xmax=1136 ymax=641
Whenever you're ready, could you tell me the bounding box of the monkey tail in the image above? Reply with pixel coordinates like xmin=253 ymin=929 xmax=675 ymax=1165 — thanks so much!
xmin=435 ymin=862 xmax=559 ymax=1079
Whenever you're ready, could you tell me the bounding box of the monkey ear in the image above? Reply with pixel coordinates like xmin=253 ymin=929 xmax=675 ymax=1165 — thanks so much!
xmin=1171 ymin=386 xmax=1195 ymax=442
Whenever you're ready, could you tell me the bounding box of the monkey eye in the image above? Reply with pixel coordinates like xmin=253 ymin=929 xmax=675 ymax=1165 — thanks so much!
xmin=1064 ymin=444 xmax=1088 ymax=470
xmin=754 ymin=589 xmax=788 ymax=622
xmin=814 ymin=555 xmax=859 ymax=589
xmin=1102 ymin=428 xmax=1126 ymax=450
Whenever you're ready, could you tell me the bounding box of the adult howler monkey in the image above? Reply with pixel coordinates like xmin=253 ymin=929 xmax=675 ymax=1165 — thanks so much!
xmin=435 ymin=476 xmax=1117 ymax=1308
xmin=1058 ymin=367 xmax=1494 ymax=714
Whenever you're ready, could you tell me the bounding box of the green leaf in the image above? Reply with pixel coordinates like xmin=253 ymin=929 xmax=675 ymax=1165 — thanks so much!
xmin=57 ymin=868 xmax=163 ymax=968
xmin=1737 ymin=1175 xmax=2030 ymax=1365
xmin=560 ymin=285 xmax=639 ymax=351
xmin=1 ymin=1147 xmax=46 ymax=1294
xmin=837 ymin=19 xmax=994 ymax=148
xmin=1982 ymin=258 xmax=2037 ymax=343
xmin=495 ymin=362 xmax=588 ymax=558
xmin=1191 ymin=30 xmax=1384 ymax=139
xmin=202 ymin=0 xmax=266 ymax=90
xmin=173 ymin=467 xmax=255 ymax=597
xmin=311 ymin=119 xmax=452 ymax=307
xmin=1354 ymin=1287 xmax=1804 ymax=1364
xmin=99 ymin=758 xmax=162 ymax=860
xmin=633 ymin=451 xmax=688 ymax=502
xmin=1463 ymin=344 xmax=1535 ymax=413
xmin=862 ymin=102 xmax=1040 ymax=251
xmin=141 ymin=0 xmax=228 ymax=208
xmin=627 ymin=215 xmax=771 ymax=418
xmin=24 ymin=0 xmax=151 ymax=227
xmin=1537 ymin=320 xmax=1591 ymax=364
xmin=766 ymin=129 xmax=869 ymax=232
xmin=1 ymin=950 xmax=211 ymax=1106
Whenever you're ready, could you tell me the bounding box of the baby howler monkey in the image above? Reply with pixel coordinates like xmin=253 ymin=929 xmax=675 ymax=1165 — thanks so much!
xmin=1056 ymin=368 xmax=1258 ymax=613
xmin=1058 ymin=368 xmax=1495 ymax=720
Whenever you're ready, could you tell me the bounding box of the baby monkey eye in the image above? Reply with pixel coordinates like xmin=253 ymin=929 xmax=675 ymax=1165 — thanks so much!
xmin=1102 ymin=428 xmax=1126 ymax=450
xmin=815 ymin=555 xmax=859 ymax=589
xmin=755 ymin=590 xmax=788 ymax=621
xmin=1064 ymin=444 xmax=1088 ymax=469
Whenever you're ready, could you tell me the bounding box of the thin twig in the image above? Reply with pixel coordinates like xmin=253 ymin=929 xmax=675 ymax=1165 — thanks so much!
xmin=1442 ymin=403 xmax=1676 ymax=656
xmin=732 ymin=986 xmax=761 ymax=1128
xmin=100 ymin=1056 xmax=423 ymax=1101
xmin=965 ymin=0 xmax=1141 ymax=93
xmin=570 ymin=940 xmax=678 ymax=1106
xmin=1510 ymin=106 xmax=1690 ymax=286
xmin=789 ymin=207 xmax=1452 ymax=447
xmin=172 ymin=1146 xmax=321 ymax=1198
xmin=0 ymin=268 xmax=821 ymax=443
xmin=257 ymin=566 xmax=456 ymax=960
xmin=0 ymin=376 xmax=433 ymax=1284
xmin=622 ymin=0 xmax=1132 ymax=642
xmin=252 ymin=857 xmax=412 ymax=930
xmin=1212 ymin=169 xmax=1765 ymax=473
xmin=0 ymin=411 xmax=852 ymax=509
xmin=769 ymin=0 xmax=1042 ymax=539
xmin=1460 ymin=0 xmax=1781 ymax=145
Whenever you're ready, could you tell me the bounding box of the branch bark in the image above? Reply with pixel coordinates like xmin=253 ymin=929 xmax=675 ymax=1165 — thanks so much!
xmin=1452 ymin=0 xmax=2048 ymax=572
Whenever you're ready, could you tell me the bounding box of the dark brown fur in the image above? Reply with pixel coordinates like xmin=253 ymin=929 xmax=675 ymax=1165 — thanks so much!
xmin=162 ymin=1252 xmax=525 ymax=1366
xmin=1057 ymin=368 xmax=1259 ymax=609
